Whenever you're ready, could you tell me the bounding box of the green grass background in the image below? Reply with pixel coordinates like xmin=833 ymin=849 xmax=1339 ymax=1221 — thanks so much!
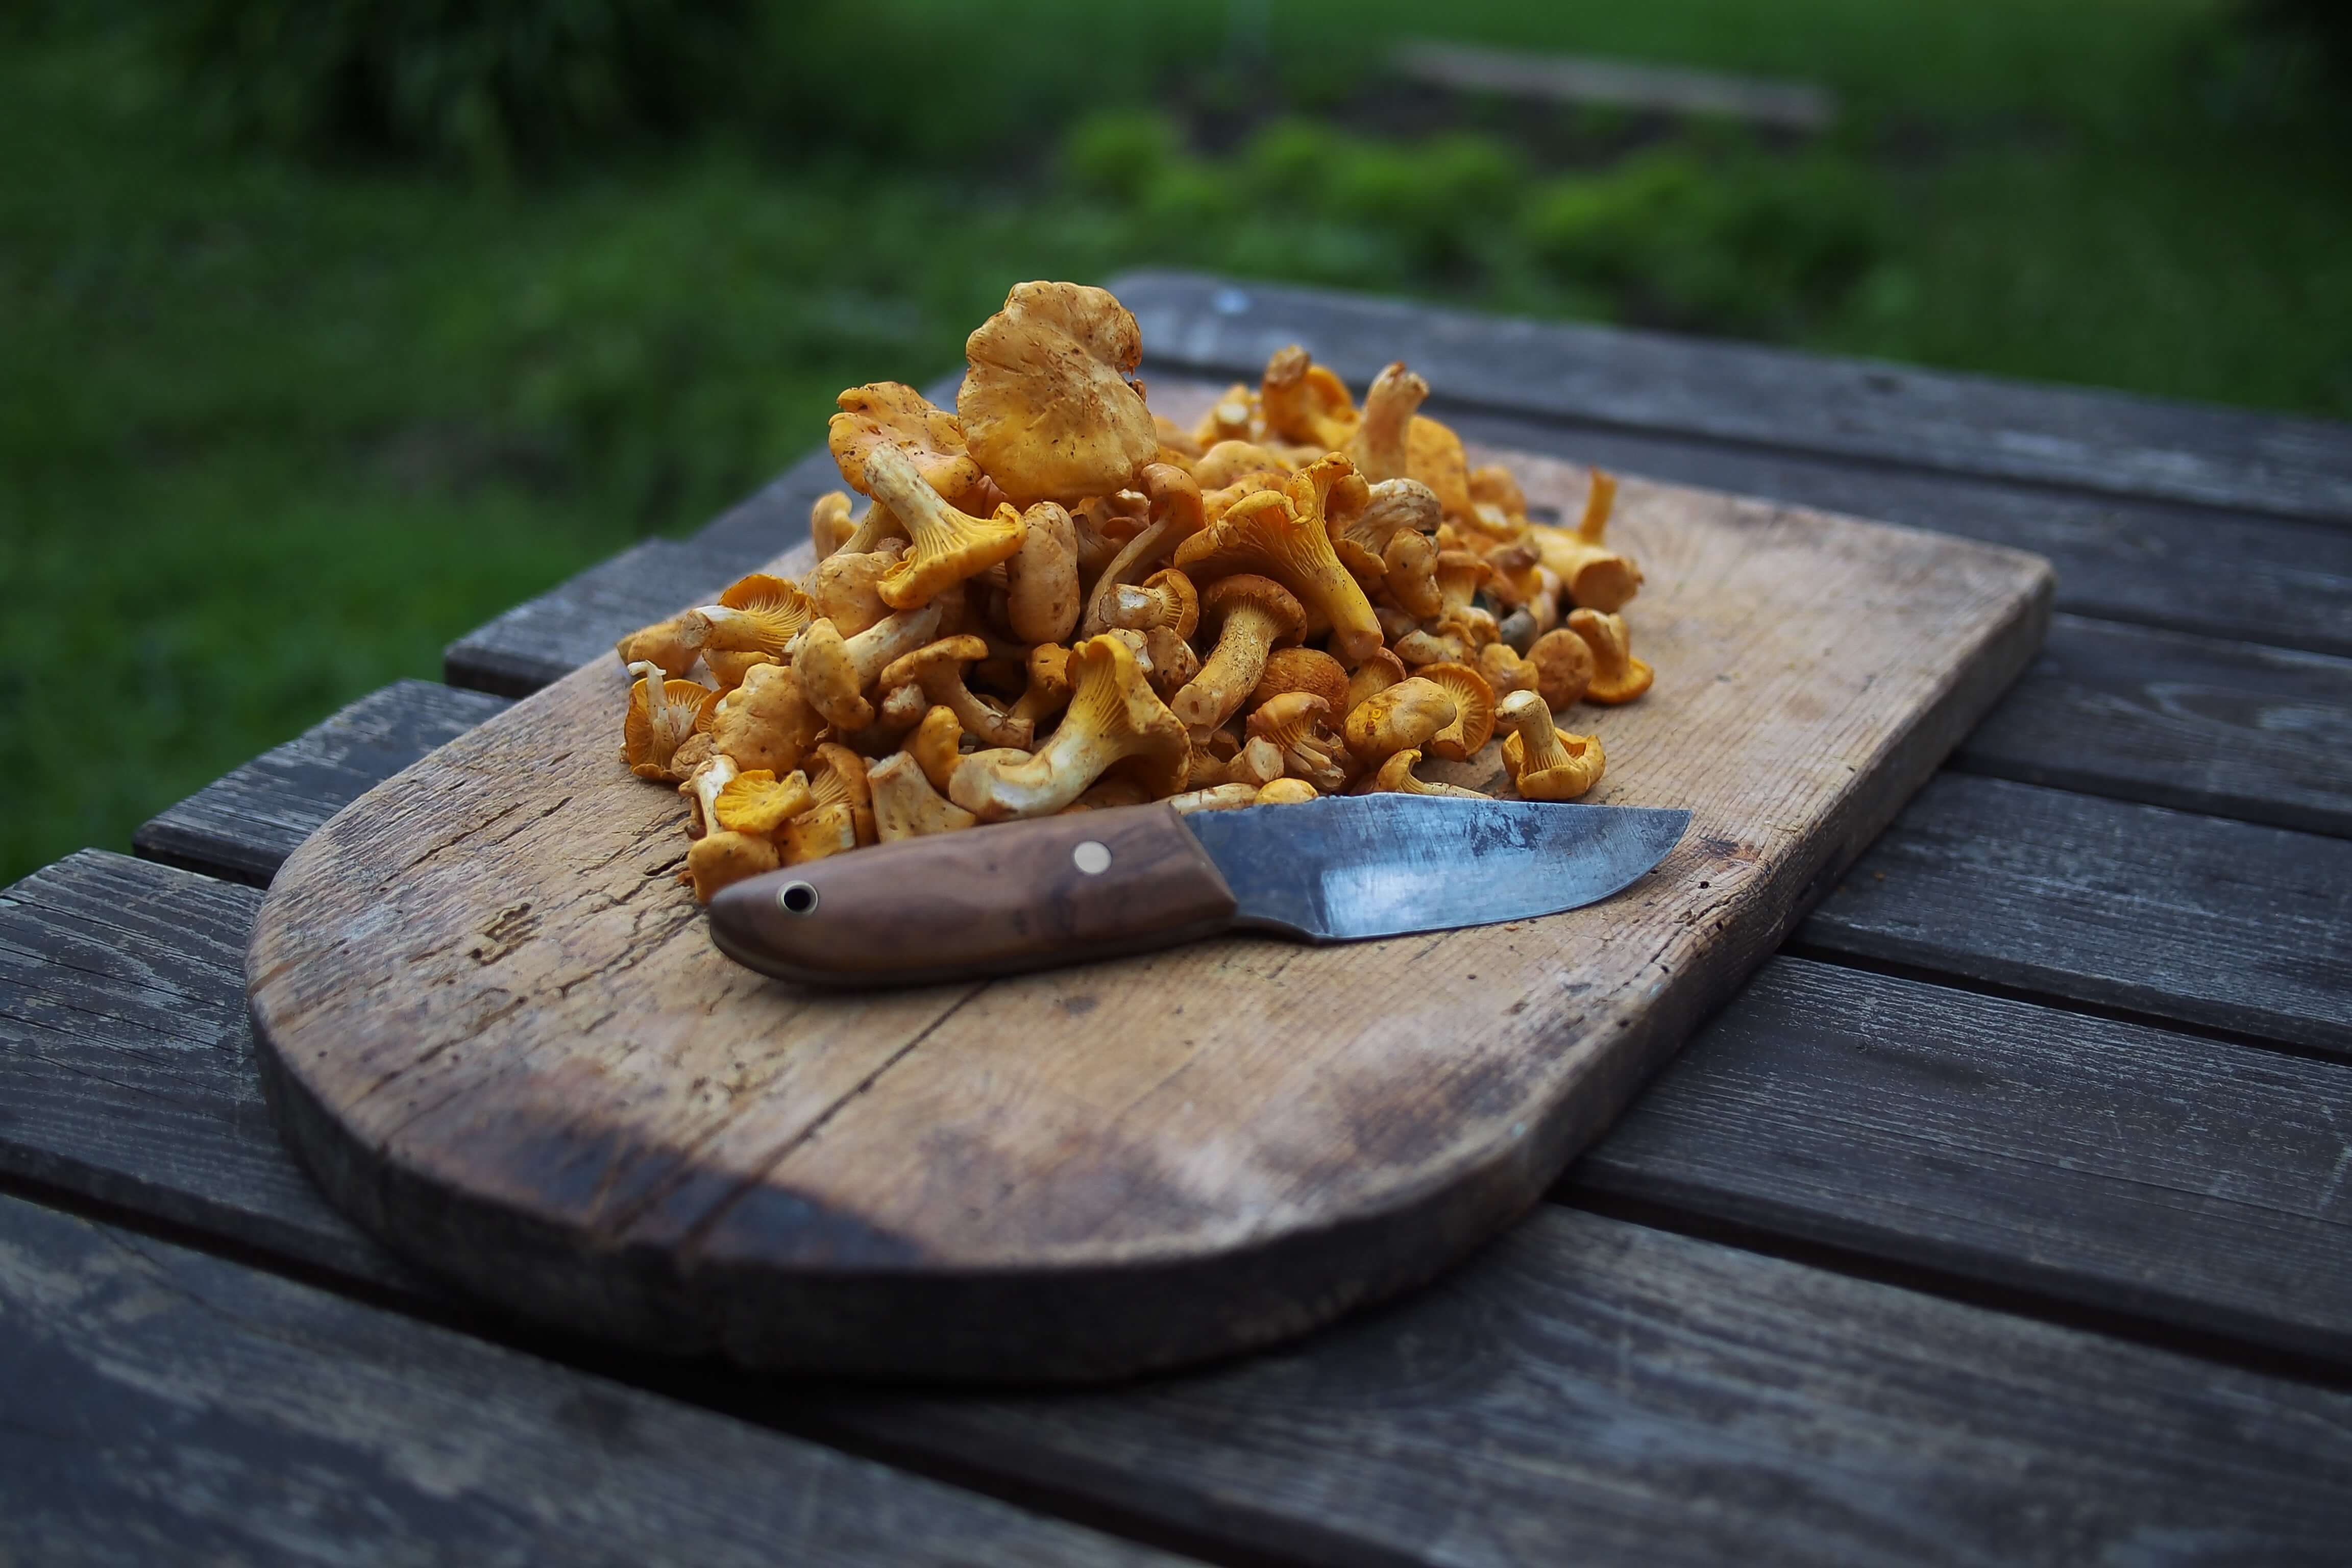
xmin=4 ymin=0 xmax=2347 ymax=884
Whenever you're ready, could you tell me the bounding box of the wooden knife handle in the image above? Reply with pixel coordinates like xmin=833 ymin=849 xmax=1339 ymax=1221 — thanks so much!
xmin=707 ymin=803 xmax=1241 ymax=987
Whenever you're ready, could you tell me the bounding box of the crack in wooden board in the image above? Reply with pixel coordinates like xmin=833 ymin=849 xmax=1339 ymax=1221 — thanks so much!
xmin=247 ymin=422 xmax=2052 ymax=1380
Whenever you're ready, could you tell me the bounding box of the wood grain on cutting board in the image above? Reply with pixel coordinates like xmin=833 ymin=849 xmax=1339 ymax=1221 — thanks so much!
xmin=248 ymin=397 xmax=2052 ymax=1380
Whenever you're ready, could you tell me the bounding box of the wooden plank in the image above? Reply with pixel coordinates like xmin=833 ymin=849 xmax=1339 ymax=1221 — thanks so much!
xmin=248 ymin=448 xmax=2051 ymax=1380
xmin=1572 ymin=955 xmax=2352 ymax=1364
xmin=1799 ymin=774 xmax=2352 ymax=1054
xmin=1116 ymin=270 xmax=2352 ymax=524
xmin=798 ymin=1205 xmax=2352 ymax=1568
xmin=10 ymin=857 xmax=2352 ymax=1560
xmin=0 ymin=1194 xmax=1186 ymax=1568
xmin=1443 ymin=402 xmax=2352 ymax=659
xmin=1390 ymin=40 xmax=1838 ymax=131
xmin=134 ymin=680 xmax=512 ymax=887
xmin=442 ymin=536 xmax=754 ymax=697
xmin=0 ymin=852 xmax=430 ymax=1296
xmin=1957 ymin=614 xmax=2352 ymax=839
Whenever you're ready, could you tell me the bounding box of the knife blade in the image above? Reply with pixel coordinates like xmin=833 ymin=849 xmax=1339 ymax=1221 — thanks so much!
xmin=707 ymin=795 xmax=1692 ymax=988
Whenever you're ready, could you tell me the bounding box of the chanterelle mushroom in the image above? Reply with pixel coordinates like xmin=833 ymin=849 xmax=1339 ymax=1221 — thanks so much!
xmin=1259 ymin=345 xmax=1359 ymax=452
xmin=679 ymin=749 xmax=738 ymax=839
xmin=781 ymin=743 xmax=874 ymax=865
xmin=1250 ymin=645 xmax=1348 ymax=714
xmin=1569 ymin=608 xmax=1654 ymax=705
xmin=1103 ymin=567 xmax=1199 ymax=640
xmin=807 ymin=542 xmax=903 ymax=639
xmin=1003 ymin=501 xmax=1081 ymax=644
xmin=829 ymin=382 xmax=987 ymax=512
xmin=1371 ymin=748 xmax=1491 ymax=799
xmin=959 ymin=281 xmax=1159 ymax=505
xmin=790 ymin=602 xmax=945 ymax=732
xmin=868 ymin=751 xmax=978 ymax=842
xmin=1527 ymin=626 xmax=1597 ymax=710
xmin=689 ymin=830 xmax=778 ymax=904
xmin=1529 ymin=468 xmax=1642 ymax=612
xmin=1343 ymin=676 xmax=1457 ymax=765
xmin=949 ymin=635 xmax=1190 ymax=821
xmin=1333 ymin=477 xmax=1441 ymax=583
xmin=1417 ymin=661 xmax=1498 ymax=762
xmin=622 ymin=662 xmax=718 ymax=781
xmin=1080 ymin=462 xmax=1208 ymax=639
xmin=1170 ymin=573 xmax=1304 ymax=734
xmin=615 ymin=613 xmax=709 ymax=679
xmin=1175 ymin=484 xmax=1382 ymax=666
xmin=705 ymin=662 xmax=818 ymax=774
xmin=860 ymin=443 xmax=1027 ymax=610
xmin=1497 ymin=689 xmax=1606 ymax=800
xmin=1246 ymin=691 xmax=1351 ymax=794
xmin=1348 ymin=363 xmax=1426 ymax=483
xmin=714 ymin=768 xmax=814 ymax=836
xmin=879 ymin=634 xmax=1030 ymax=750
xmin=694 ymin=572 xmax=815 ymax=672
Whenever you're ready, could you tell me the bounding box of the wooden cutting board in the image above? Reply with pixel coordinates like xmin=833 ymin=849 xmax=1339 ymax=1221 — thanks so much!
xmin=248 ymin=388 xmax=2052 ymax=1382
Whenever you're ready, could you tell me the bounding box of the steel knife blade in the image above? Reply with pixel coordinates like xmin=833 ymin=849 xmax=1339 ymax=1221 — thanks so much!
xmin=708 ymin=795 xmax=1692 ymax=988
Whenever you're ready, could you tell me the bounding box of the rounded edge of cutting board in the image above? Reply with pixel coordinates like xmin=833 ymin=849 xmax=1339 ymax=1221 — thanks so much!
xmin=250 ymin=991 xmax=1597 ymax=1381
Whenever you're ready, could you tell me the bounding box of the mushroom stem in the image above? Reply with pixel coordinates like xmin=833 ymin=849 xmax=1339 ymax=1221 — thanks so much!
xmin=869 ymin=753 xmax=979 ymax=841
xmin=948 ymin=636 xmax=1189 ymax=821
xmin=1174 ymin=601 xmax=1290 ymax=733
xmin=1497 ymin=689 xmax=1572 ymax=774
xmin=1370 ymin=749 xmax=1490 ymax=798
xmin=1349 ymin=362 xmax=1428 ymax=482
xmin=862 ymin=443 xmax=1027 ymax=609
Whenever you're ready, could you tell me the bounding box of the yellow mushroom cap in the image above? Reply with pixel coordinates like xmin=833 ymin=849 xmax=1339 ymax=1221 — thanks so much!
xmin=1469 ymin=463 xmax=1529 ymax=519
xmin=1104 ymin=567 xmax=1200 ymax=640
xmin=1343 ymin=676 xmax=1458 ymax=765
xmin=828 ymin=382 xmax=986 ymax=509
xmin=958 ymin=281 xmax=1159 ymax=505
xmin=1416 ymin=661 xmax=1498 ymax=762
xmin=714 ymin=768 xmax=815 ymax=837
xmin=810 ymin=490 xmax=856 ymax=556
xmin=615 ymin=612 xmax=709 ymax=679
xmin=688 ymin=830 xmax=779 ymax=904
xmin=1407 ymin=414 xmax=1477 ymax=523
xmin=1527 ymin=626 xmax=1598 ymax=710
xmin=1259 ymin=345 xmax=1360 ymax=452
xmin=708 ymin=661 xmax=826 ymax=776
xmin=622 ymin=663 xmax=719 ymax=781
xmin=698 ymin=573 xmax=815 ymax=658
xmin=1251 ymin=645 xmax=1350 ymax=714
xmin=1194 ymin=440 xmax=1293 ymax=490
xmin=1256 ymin=777 xmax=1321 ymax=804
xmin=880 ymin=634 xmax=1030 ymax=751
xmin=906 ymin=703 xmax=967 ymax=793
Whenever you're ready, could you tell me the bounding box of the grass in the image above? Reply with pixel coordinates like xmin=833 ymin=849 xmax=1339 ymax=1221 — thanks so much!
xmin=3 ymin=1 xmax=2347 ymax=886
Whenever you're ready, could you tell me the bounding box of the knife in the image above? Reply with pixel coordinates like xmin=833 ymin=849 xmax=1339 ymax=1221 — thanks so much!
xmin=707 ymin=794 xmax=1691 ymax=988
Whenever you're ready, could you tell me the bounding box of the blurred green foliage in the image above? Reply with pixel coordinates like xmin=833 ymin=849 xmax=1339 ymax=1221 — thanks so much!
xmin=3 ymin=0 xmax=2349 ymax=885
xmin=170 ymin=0 xmax=757 ymax=173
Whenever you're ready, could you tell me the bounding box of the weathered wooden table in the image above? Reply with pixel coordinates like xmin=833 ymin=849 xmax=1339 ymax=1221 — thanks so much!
xmin=9 ymin=273 xmax=2352 ymax=1564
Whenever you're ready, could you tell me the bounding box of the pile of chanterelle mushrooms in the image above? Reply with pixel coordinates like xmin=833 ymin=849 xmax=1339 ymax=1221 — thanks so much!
xmin=614 ymin=281 xmax=1654 ymax=903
